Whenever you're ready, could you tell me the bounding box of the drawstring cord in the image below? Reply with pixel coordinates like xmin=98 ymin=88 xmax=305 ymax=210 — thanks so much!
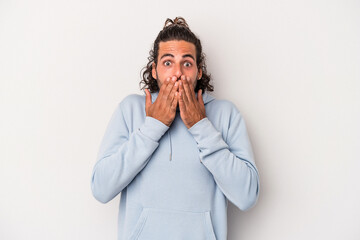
xmin=168 ymin=130 xmax=172 ymax=161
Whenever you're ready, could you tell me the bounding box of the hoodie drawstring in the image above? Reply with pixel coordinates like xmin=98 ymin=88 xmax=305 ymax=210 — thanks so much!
xmin=168 ymin=130 xmax=172 ymax=161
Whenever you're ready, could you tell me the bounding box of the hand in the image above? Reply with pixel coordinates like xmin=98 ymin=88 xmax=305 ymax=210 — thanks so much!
xmin=178 ymin=75 xmax=206 ymax=129
xmin=145 ymin=76 xmax=179 ymax=127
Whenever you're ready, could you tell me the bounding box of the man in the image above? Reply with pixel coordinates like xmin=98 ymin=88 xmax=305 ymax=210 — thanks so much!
xmin=91 ymin=17 xmax=260 ymax=240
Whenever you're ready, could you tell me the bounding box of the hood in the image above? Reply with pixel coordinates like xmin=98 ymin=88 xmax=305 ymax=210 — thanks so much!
xmin=146 ymin=90 xmax=216 ymax=161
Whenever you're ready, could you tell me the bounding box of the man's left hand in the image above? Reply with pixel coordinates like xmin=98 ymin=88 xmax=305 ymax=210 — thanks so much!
xmin=178 ymin=75 xmax=206 ymax=129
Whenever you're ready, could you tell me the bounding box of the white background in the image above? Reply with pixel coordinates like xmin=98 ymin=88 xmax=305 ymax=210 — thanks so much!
xmin=1 ymin=0 xmax=359 ymax=239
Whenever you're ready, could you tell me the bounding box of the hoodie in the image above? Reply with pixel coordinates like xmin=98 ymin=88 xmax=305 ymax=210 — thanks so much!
xmin=91 ymin=91 xmax=260 ymax=240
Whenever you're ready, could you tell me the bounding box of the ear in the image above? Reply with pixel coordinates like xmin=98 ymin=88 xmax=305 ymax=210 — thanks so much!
xmin=152 ymin=62 xmax=157 ymax=79
xmin=197 ymin=68 xmax=202 ymax=80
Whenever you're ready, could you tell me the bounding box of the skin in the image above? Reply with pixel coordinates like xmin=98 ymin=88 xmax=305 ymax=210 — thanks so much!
xmin=144 ymin=40 xmax=206 ymax=128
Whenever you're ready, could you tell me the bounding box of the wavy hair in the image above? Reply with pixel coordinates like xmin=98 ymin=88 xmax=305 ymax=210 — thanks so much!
xmin=139 ymin=17 xmax=214 ymax=93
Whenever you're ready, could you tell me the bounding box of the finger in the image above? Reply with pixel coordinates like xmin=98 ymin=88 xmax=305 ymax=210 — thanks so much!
xmin=179 ymin=75 xmax=190 ymax=103
xmin=187 ymin=76 xmax=197 ymax=101
xmin=172 ymin=80 xmax=179 ymax=96
xmin=145 ymin=89 xmax=152 ymax=110
xmin=179 ymin=79 xmax=189 ymax=105
xmin=171 ymin=91 xmax=179 ymax=111
xmin=158 ymin=77 xmax=171 ymax=99
xmin=197 ymin=89 xmax=204 ymax=106
xmin=165 ymin=76 xmax=178 ymax=102
xmin=178 ymin=90 xmax=186 ymax=112
xmin=168 ymin=80 xmax=179 ymax=104
xmin=163 ymin=76 xmax=177 ymax=100
xmin=182 ymin=76 xmax=194 ymax=104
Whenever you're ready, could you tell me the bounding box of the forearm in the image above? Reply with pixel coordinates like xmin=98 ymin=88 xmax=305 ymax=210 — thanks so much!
xmin=189 ymin=117 xmax=260 ymax=211
xmin=91 ymin=116 xmax=168 ymax=203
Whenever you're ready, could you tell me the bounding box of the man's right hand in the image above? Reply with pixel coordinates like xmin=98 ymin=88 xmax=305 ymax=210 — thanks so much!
xmin=145 ymin=76 xmax=179 ymax=127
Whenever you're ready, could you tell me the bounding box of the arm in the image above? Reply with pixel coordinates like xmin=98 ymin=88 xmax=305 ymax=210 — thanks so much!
xmin=188 ymin=113 xmax=260 ymax=211
xmin=91 ymin=102 xmax=169 ymax=203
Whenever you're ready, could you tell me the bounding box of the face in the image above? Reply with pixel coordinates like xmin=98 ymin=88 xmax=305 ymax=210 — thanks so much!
xmin=152 ymin=40 xmax=202 ymax=90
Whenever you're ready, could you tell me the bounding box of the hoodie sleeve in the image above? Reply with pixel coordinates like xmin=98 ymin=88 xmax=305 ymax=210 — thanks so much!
xmin=91 ymin=102 xmax=169 ymax=203
xmin=188 ymin=112 xmax=260 ymax=211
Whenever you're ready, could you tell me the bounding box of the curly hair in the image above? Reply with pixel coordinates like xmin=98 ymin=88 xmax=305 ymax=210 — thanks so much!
xmin=139 ymin=17 xmax=214 ymax=93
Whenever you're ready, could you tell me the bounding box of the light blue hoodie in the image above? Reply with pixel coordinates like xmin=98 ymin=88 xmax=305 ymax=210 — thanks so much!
xmin=91 ymin=91 xmax=260 ymax=240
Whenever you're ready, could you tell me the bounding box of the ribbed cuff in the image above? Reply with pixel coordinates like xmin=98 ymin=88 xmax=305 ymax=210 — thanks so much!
xmin=138 ymin=116 xmax=169 ymax=142
xmin=188 ymin=118 xmax=219 ymax=143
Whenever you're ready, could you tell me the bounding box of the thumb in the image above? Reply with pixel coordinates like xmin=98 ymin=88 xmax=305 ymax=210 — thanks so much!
xmin=145 ymin=89 xmax=152 ymax=110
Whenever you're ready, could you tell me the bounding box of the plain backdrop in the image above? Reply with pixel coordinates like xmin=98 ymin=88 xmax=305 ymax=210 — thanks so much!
xmin=1 ymin=0 xmax=359 ymax=239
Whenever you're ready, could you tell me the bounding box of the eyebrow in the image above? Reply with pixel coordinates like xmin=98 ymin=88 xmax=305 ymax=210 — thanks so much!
xmin=159 ymin=53 xmax=195 ymax=61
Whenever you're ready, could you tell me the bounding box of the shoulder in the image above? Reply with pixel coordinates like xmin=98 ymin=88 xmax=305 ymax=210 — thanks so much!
xmin=117 ymin=93 xmax=144 ymax=108
xmin=206 ymin=97 xmax=242 ymax=118
xmin=120 ymin=94 xmax=144 ymax=105
xmin=205 ymin=96 xmax=247 ymax=139
xmin=113 ymin=94 xmax=145 ymax=117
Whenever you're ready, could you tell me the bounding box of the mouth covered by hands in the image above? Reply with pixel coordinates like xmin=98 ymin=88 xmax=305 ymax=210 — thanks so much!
xmin=145 ymin=75 xmax=206 ymax=128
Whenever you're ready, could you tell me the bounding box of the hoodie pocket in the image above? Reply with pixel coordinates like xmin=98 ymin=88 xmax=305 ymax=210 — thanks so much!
xmin=128 ymin=207 xmax=216 ymax=240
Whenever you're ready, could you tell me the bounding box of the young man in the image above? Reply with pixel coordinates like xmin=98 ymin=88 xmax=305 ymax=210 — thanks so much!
xmin=91 ymin=17 xmax=260 ymax=240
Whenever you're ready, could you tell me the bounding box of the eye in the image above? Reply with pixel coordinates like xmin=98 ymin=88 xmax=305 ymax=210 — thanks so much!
xmin=164 ymin=61 xmax=171 ymax=66
xmin=184 ymin=62 xmax=192 ymax=67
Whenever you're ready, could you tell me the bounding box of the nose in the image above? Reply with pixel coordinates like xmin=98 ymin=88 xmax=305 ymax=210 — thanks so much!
xmin=174 ymin=63 xmax=183 ymax=79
